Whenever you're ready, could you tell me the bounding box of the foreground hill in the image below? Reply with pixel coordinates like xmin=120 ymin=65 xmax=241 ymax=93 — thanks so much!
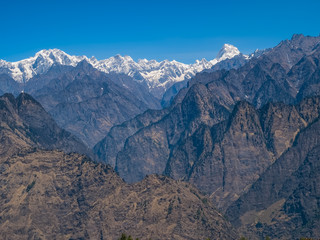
xmin=0 ymin=149 xmax=238 ymax=240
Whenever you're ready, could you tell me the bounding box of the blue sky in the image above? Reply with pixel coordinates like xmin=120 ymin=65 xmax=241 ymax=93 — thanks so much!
xmin=1 ymin=0 xmax=320 ymax=63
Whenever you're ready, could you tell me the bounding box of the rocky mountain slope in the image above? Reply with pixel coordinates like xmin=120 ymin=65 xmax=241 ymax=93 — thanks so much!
xmin=0 ymin=149 xmax=238 ymax=240
xmin=226 ymin=104 xmax=320 ymax=239
xmin=0 ymin=94 xmax=238 ymax=240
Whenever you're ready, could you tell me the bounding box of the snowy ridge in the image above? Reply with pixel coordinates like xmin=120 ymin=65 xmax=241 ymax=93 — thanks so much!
xmin=0 ymin=49 xmax=88 ymax=83
xmin=0 ymin=45 xmax=246 ymax=92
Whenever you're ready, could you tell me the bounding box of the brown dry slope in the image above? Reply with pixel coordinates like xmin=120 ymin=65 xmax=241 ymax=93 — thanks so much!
xmin=0 ymin=149 xmax=238 ymax=240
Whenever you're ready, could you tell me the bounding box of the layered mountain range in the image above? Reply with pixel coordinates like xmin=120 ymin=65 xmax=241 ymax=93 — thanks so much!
xmin=1 ymin=33 xmax=320 ymax=239
xmin=96 ymin=34 xmax=320 ymax=178
xmin=94 ymin=34 xmax=320 ymax=238
xmin=0 ymin=93 xmax=238 ymax=239
xmin=27 ymin=61 xmax=160 ymax=147
xmin=0 ymin=43 xmax=249 ymax=147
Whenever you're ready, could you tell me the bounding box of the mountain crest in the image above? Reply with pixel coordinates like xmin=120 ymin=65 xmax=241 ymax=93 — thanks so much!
xmin=216 ymin=44 xmax=241 ymax=61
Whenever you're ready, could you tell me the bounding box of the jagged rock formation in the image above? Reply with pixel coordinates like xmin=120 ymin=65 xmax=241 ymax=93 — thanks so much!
xmin=165 ymin=99 xmax=319 ymax=211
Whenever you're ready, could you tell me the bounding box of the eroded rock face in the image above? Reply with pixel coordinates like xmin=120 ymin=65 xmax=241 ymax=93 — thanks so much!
xmin=165 ymin=99 xmax=316 ymax=211
xmin=226 ymin=117 xmax=320 ymax=240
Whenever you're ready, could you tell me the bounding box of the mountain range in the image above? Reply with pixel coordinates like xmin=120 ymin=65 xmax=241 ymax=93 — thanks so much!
xmin=0 ymin=43 xmax=249 ymax=147
xmin=1 ymin=33 xmax=320 ymax=239
xmin=0 ymin=44 xmax=247 ymax=99
xmin=94 ymin=34 xmax=320 ymax=238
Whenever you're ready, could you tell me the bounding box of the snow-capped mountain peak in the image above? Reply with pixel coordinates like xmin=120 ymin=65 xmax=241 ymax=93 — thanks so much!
xmin=216 ymin=44 xmax=241 ymax=61
xmin=0 ymin=44 xmax=250 ymax=97
xmin=0 ymin=49 xmax=89 ymax=83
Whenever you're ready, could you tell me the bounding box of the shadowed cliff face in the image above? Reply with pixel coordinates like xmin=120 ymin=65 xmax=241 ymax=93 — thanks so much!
xmin=0 ymin=93 xmax=91 ymax=158
xmin=164 ymin=99 xmax=316 ymax=211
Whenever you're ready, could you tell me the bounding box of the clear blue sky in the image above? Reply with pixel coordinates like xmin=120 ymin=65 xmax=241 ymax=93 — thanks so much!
xmin=1 ymin=0 xmax=320 ymax=63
